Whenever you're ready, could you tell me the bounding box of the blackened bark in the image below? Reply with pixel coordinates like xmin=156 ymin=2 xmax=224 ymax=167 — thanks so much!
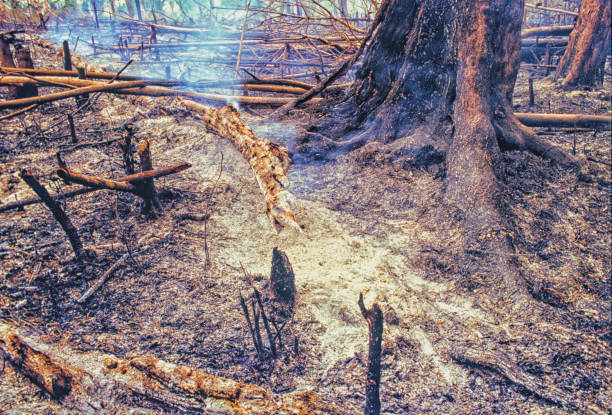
xmin=0 ymin=36 xmax=18 ymax=99
xmin=19 ymin=170 xmax=83 ymax=259
xmin=556 ymin=0 xmax=611 ymax=88
xmin=13 ymin=44 xmax=38 ymax=98
xmin=270 ymin=247 xmax=296 ymax=305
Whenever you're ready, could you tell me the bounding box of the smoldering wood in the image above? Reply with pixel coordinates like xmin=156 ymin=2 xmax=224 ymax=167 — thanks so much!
xmin=0 ymin=323 xmax=350 ymax=414
xmin=173 ymin=98 xmax=300 ymax=230
xmin=18 ymin=170 xmax=83 ymax=259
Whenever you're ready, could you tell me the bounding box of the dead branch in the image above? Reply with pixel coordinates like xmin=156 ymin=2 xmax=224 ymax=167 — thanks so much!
xmin=118 ymin=86 xmax=309 ymax=105
xmin=1 ymin=163 xmax=191 ymax=213
xmin=19 ymin=170 xmax=83 ymax=259
xmin=77 ymin=253 xmax=129 ymax=303
xmin=0 ymin=322 xmax=350 ymax=414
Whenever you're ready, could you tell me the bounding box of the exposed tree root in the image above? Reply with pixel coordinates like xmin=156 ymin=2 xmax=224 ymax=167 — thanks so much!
xmin=0 ymin=322 xmax=350 ymax=414
xmin=451 ymin=348 xmax=584 ymax=412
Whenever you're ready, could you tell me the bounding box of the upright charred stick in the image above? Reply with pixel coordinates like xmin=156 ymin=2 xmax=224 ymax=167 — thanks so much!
xmin=19 ymin=170 xmax=83 ymax=259
xmin=358 ymin=293 xmax=383 ymax=415
xmin=137 ymin=140 xmax=161 ymax=215
xmin=62 ymin=40 xmax=72 ymax=71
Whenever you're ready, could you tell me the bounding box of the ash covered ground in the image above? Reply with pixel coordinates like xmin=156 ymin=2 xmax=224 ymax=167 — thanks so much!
xmin=0 ymin=34 xmax=610 ymax=414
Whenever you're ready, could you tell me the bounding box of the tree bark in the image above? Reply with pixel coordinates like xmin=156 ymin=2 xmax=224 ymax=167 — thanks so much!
xmin=0 ymin=35 xmax=18 ymax=99
xmin=303 ymin=0 xmax=581 ymax=303
xmin=555 ymin=0 xmax=611 ymax=88
xmin=13 ymin=45 xmax=38 ymax=98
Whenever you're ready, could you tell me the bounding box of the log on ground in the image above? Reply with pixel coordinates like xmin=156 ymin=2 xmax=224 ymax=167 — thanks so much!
xmin=0 ymin=322 xmax=350 ymax=414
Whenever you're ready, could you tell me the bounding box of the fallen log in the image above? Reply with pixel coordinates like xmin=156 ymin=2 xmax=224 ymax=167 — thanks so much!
xmin=0 ymin=80 xmax=152 ymax=109
xmin=1 ymin=67 xmax=318 ymax=89
xmin=175 ymin=98 xmax=300 ymax=231
xmin=0 ymin=76 xmax=309 ymax=95
xmin=0 ymin=322 xmax=350 ymax=414
xmin=516 ymin=112 xmax=612 ymax=129
xmin=521 ymin=25 xmax=574 ymax=38
xmin=117 ymin=86 xmax=307 ymax=105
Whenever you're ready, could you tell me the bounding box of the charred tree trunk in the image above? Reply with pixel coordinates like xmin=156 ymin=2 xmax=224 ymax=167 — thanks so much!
xmin=304 ymin=0 xmax=578 ymax=303
xmin=555 ymin=0 xmax=611 ymax=88
xmin=0 ymin=35 xmax=18 ymax=99
xmin=13 ymin=44 xmax=38 ymax=98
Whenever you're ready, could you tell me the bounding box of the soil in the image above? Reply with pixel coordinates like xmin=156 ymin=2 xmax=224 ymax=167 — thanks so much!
xmin=0 ymin=34 xmax=610 ymax=414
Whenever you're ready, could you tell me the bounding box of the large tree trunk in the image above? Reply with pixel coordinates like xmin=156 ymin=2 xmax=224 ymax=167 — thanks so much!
xmin=302 ymin=0 xmax=578 ymax=303
xmin=556 ymin=0 xmax=611 ymax=88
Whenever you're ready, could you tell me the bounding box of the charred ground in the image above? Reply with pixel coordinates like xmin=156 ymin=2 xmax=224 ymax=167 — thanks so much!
xmin=0 ymin=28 xmax=610 ymax=415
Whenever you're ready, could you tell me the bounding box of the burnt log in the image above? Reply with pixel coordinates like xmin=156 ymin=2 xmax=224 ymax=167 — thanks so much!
xmin=0 ymin=322 xmax=351 ymax=414
xmin=174 ymin=98 xmax=300 ymax=231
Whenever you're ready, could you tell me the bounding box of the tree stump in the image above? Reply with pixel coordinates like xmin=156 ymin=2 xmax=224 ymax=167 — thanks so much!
xmin=0 ymin=35 xmax=18 ymax=99
xmin=269 ymin=247 xmax=295 ymax=306
xmin=13 ymin=44 xmax=38 ymax=98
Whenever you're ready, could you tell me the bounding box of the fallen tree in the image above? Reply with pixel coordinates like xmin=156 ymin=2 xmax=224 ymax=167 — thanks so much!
xmin=0 ymin=322 xmax=349 ymax=414
xmin=515 ymin=112 xmax=612 ymax=129
xmin=174 ymin=98 xmax=301 ymax=231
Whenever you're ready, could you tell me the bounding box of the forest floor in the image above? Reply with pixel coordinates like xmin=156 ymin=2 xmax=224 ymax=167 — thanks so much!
xmin=0 ymin=34 xmax=610 ymax=414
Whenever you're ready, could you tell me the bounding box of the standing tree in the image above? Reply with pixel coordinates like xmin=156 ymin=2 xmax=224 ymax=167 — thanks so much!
xmin=556 ymin=0 xmax=611 ymax=88
xmin=300 ymin=0 xmax=579 ymax=301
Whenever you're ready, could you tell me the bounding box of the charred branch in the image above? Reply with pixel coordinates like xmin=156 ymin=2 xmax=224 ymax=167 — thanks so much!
xmin=18 ymin=170 xmax=83 ymax=260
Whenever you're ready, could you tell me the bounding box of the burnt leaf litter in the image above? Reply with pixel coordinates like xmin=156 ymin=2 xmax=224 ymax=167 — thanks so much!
xmin=0 ymin=15 xmax=611 ymax=415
